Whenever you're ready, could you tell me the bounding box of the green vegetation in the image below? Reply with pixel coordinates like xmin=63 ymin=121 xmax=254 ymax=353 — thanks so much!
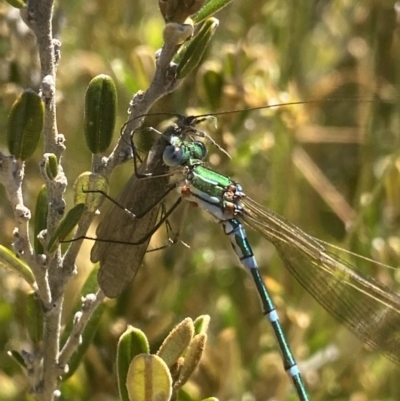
xmin=0 ymin=1 xmax=399 ymax=400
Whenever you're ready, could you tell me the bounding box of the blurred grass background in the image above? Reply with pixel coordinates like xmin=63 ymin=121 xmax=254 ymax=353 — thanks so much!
xmin=1 ymin=0 xmax=400 ymax=400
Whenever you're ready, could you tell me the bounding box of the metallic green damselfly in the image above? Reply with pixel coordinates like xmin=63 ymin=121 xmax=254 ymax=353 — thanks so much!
xmin=160 ymin=131 xmax=400 ymax=401
xmin=81 ymin=104 xmax=399 ymax=400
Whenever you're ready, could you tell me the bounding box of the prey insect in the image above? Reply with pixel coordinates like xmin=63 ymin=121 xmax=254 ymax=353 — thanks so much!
xmin=88 ymin=114 xmax=219 ymax=297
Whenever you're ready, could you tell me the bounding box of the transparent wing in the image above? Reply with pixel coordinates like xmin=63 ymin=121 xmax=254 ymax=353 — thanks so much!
xmin=240 ymin=196 xmax=400 ymax=364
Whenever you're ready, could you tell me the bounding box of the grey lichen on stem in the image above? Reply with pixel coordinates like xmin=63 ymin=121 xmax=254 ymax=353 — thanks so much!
xmin=58 ymin=290 xmax=105 ymax=371
xmin=3 ymin=3 xmax=199 ymax=401
xmin=18 ymin=1 xmax=68 ymax=400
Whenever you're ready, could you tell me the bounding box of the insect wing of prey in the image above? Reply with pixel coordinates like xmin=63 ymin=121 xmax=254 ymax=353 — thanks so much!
xmin=91 ymin=137 xmax=170 ymax=298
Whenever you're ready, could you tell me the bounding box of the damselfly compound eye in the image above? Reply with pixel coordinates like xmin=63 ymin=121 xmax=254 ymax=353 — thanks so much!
xmin=163 ymin=145 xmax=184 ymax=166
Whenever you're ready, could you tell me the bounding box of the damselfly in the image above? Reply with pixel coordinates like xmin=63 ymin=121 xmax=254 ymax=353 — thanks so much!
xmin=155 ymin=130 xmax=400 ymax=401
xmin=80 ymin=98 xmax=399 ymax=400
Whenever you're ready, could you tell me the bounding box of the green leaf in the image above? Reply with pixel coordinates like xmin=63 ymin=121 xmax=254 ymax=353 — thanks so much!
xmin=175 ymin=18 xmax=219 ymax=79
xmin=45 ymin=153 xmax=58 ymax=180
xmin=175 ymin=333 xmax=207 ymax=388
xmin=25 ymin=291 xmax=43 ymax=346
xmin=0 ymin=245 xmax=35 ymax=285
xmin=4 ymin=0 xmax=26 ymax=9
xmin=117 ymin=326 xmax=150 ymax=401
xmin=7 ymin=89 xmax=44 ymax=160
xmin=33 ymin=185 xmax=48 ymax=255
xmin=192 ymin=0 xmax=232 ymax=24
xmin=156 ymin=317 xmax=194 ymax=368
xmin=47 ymin=203 xmax=86 ymax=252
xmin=84 ymin=74 xmax=117 ymax=154
xmin=126 ymin=354 xmax=172 ymax=401
xmin=193 ymin=315 xmax=210 ymax=335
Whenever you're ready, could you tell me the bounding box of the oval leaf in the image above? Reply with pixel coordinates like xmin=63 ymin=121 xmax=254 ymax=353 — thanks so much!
xmin=126 ymin=354 xmax=172 ymax=401
xmin=84 ymin=74 xmax=117 ymax=154
xmin=25 ymin=291 xmax=43 ymax=346
xmin=45 ymin=153 xmax=58 ymax=180
xmin=7 ymin=89 xmax=44 ymax=160
xmin=117 ymin=326 xmax=150 ymax=401
xmin=156 ymin=317 xmax=194 ymax=367
xmin=175 ymin=333 xmax=207 ymax=388
xmin=193 ymin=315 xmax=210 ymax=335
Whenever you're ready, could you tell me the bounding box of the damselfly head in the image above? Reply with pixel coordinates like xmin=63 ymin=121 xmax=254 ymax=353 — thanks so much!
xmin=163 ymin=137 xmax=208 ymax=167
xmin=124 ymin=111 xmax=231 ymax=160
